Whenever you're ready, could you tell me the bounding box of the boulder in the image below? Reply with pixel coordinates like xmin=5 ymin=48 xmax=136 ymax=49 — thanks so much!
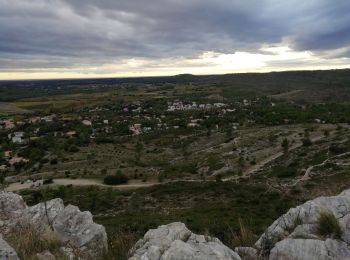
xmin=53 ymin=205 xmax=108 ymax=259
xmin=129 ymin=222 xmax=241 ymax=260
xmin=0 ymin=192 xmax=27 ymax=220
xmin=0 ymin=234 xmax=19 ymax=260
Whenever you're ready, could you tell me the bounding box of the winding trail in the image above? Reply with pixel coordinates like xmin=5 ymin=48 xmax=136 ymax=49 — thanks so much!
xmin=293 ymin=151 xmax=350 ymax=185
xmin=223 ymin=134 xmax=326 ymax=181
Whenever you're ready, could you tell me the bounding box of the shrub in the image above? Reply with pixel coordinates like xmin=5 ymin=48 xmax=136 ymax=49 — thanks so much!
xmin=317 ymin=210 xmax=342 ymax=239
xmin=104 ymin=172 xmax=129 ymax=185
xmin=302 ymin=138 xmax=312 ymax=146
xmin=43 ymin=178 xmax=53 ymax=185
xmin=50 ymin=158 xmax=58 ymax=165
xmin=271 ymin=166 xmax=298 ymax=178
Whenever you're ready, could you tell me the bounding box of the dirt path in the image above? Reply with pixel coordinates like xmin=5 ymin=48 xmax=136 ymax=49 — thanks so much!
xmin=5 ymin=178 xmax=158 ymax=192
xmin=293 ymin=151 xmax=350 ymax=185
xmin=223 ymin=134 xmax=325 ymax=181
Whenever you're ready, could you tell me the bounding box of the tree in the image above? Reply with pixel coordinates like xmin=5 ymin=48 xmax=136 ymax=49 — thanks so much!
xmin=135 ymin=142 xmax=144 ymax=161
xmin=238 ymin=156 xmax=245 ymax=167
xmin=281 ymin=138 xmax=289 ymax=153
xmin=324 ymin=130 xmax=330 ymax=137
xmin=302 ymin=138 xmax=312 ymax=146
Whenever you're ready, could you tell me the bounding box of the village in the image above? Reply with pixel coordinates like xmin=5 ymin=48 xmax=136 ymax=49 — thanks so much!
xmin=0 ymin=92 xmax=336 ymax=179
xmin=0 ymin=97 xmax=243 ymax=175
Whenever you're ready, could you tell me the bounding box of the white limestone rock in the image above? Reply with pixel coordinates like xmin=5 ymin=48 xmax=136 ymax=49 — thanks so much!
xmin=0 ymin=192 xmax=108 ymax=259
xmin=0 ymin=191 xmax=27 ymax=220
xmin=129 ymin=222 xmax=241 ymax=260
xmin=235 ymin=247 xmax=258 ymax=260
xmin=21 ymin=198 xmax=64 ymax=228
xmin=53 ymin=204 xmax=108 ymax=259
xmin=255 ymin=191 xmax=350 ymax=251
xmin=269 ymin=238 xmax=350 ymax=260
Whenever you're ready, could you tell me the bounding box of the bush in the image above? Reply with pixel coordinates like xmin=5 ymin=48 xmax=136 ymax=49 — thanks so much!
xmin=302 ymin=138 xmax=312 ymax=146
xmin=43 ymin=178 xmax=53 ymax=185
xmin=104 ymin=172 xmax=129 ymax=185
xmin=317 ymin=210 xmax=342 ymax=239
xmin=271 ymin=166 xmax=298 ymax=178
xmin=49 ymin=158 xmax=58 ymax=165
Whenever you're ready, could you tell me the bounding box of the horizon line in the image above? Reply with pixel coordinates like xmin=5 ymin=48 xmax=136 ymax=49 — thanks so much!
xmin=0 ymin=67 xmax=349 ymax=82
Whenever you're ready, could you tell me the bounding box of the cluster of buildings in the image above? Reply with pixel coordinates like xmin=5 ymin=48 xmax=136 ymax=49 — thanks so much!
xmin=0 ymin=150 xmax=29 ymax=172
xmin=167 ymin=101 xmax=227 ymax=111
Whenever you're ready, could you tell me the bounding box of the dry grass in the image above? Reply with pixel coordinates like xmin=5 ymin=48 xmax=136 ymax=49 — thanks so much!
xmin=229 ymin=218 xmax=256 ymax=248
xmin=104 ymin=231 xmax=140 ymax=260
xmin=5 ymin=225 xmax=64 ymax=260
xmin=317 ymin=210 xmax=343 ymax=239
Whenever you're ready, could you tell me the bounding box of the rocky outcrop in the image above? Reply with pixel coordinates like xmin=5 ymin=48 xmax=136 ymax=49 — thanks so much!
xmin=0 ymin=191 xmax=107 ymax=259
xmin=129 ymin=222 xmax=241 ymax=260
xmin=53 ymin=205 xmax=107 ymax=259
xmin=0 ymin=192 xmax=26 ymax=220
xmin=249 ymin=187 xmax=350 ymax=259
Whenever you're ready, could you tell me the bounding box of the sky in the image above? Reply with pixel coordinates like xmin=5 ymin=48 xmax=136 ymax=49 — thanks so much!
xmin=1 ymin=0 xmax=350 ymax=80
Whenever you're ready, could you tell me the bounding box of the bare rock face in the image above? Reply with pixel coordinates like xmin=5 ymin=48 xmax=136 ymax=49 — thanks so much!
xmin=0 ymin=192 xmax=26 ymax=220
xmin=269 ymin=238 xmax=350 ymax=260
xmin=21 ymin=198 xmax=64 ymax=228
xmin=0 ymin=234 xmax=19 ymax=260
xmin=0 ymin=192 xmax=107 ymax=259
xmin=53 ymin=205 xmax=108 ymax=259
xmin=129 ymin=222 xmax=241 ymax=260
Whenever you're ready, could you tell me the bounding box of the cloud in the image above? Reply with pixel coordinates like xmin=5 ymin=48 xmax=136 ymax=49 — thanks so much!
xmin=0 ymin=0 xmax=349 ymax=78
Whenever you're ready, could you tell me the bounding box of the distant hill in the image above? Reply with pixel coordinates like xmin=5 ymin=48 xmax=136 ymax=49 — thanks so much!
xmin=1 ymin=69 xmax=350 ymax=102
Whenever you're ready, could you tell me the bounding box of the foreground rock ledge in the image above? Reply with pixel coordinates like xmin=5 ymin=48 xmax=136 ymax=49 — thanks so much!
xmin=129 ymin=188 xmax=350 ymax=260
xmin=3 ymin=187 xmax=350 ymax=259
xmin=129 ymin=222 xmax=241 ymax=260
xmin=0 ymin=191 xmax=107 ymax=259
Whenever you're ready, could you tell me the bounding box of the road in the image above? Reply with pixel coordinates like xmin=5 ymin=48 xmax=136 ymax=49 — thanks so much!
xmin=5 ymin=178 xmax=157 ymax=192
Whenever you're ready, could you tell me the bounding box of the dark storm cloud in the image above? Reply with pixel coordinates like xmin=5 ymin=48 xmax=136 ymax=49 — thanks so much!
xmin=0 ymin=0 xmax=350 ymax=72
